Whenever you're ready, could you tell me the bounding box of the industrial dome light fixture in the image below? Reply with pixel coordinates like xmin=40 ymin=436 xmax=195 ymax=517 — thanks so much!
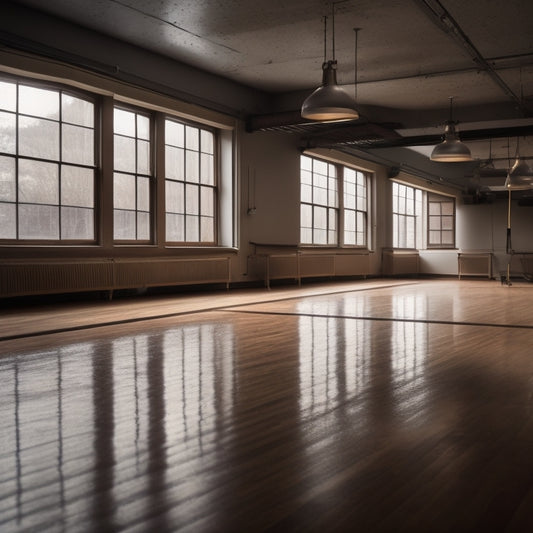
xmin=301 ymin=5 xmax=359 ymax=122
xmin=430 ymin=97 xmax=472 ymax=162
xmin=505 ymin=138 xmax=533 ymax=190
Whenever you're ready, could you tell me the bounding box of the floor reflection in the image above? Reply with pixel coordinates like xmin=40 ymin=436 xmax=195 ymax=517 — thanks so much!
xmin=0 ymin=322 xmax=234 ymax=531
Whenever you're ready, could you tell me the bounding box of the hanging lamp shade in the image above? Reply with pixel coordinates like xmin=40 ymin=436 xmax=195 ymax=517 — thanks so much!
xmin=505 ymin=156 xmax=533 ymax=190
xmin=430 ymin=122 xmax=472 ymax=162
xmin=301 ymin=60 xmax=359 ymax=121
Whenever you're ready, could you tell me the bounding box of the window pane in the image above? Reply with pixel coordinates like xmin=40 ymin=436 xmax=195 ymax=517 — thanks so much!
xmin=442 ymin=216 xmax=454 ymax=230
xmin=114 ymin=209 xmax=136 ymax=240
xmin=345 ymin=230 xmax=355 ymax=245
xmin=114 ymin=172 xmax=136 ymax=210
xmin=301 ymin=183 xmax=312 ymax=203
xmin=429 ymin=216 xmax=441 ymax=230
xmin=62 ymin=124 xmax=94 ymax=165
xmin=314 ymin=206 xmax=327 ymax=229
xmin=314 ymin=160 xmax=328 ymax=176
xmin=301 ymin=227 xmax=312 ymax=244
xmin=61 ymin=206 xmax=94 ymax=240
xmin=429 ymin=230 xmax=441 ymax=244
xmin=114 ymin=108 xmax=135 ymax=136
xmin=200 ymin=186 xmax=214 ymax=216
xmin=301 ymin=156 xmax=312 ymax=171
xmin=114 ymin=135 xmax=136 ymax=173
xmin=186 ymin=215 xmax=199 ymax=241
xmin=442 ymin=231 xmax=454 ymax=244
xmin=137 ymin=114 xmax=150 ymax=141
xmin=185 ymin=151 xmax=199 ymax=182
xmin=301 ymin=169 xmax=312 ymax=185
xmin=344 ymin=209 xmax=355 ymax=230
xmin=200 ymin=130 xmax=214 ymax=154
xmin=406 ymin=217 xmax=415 ymax=248
xmin=61 ymin=165 xmax=94 ymax=208
xmin=0 ymin=155 xmax=16 ymax=201
xmin=0 ymin=202 xmax=16 ymax=238
xmin=186 ymin=184 xmax=199 ymax=215
xmin=166 ymin=213 xmax=184 ymax=241
xmin=200 ymin=153 xmax=214 ymax=185
xmin=137 ymin=139 xmax=150 ymax=175
xmin=186 ymin=126 xmax=199 ymax=150
xmin=137 ymin=177 xmax=150 ymax=211
xmin=166 ymin=146 xmax=184 ymax=180
xmin=62 ymin=94 xmax=94 ymax=127
xmin=166 ymin=180 xmax=184 ymax=213
xmin=442 ymin=202 xmax=454 ymax=216
xmin=200 ymin=216 xmax=214 ymax=242
xmin=19 ymin=85 xmax=59 ymax=119
xmin=19 ymin=117 xmax=59 ymax=160
xmin=19 ymin=204 xmax=59 ymax=239
xmin=0 ymin=81 xmax=16 ymax=112
xmin=314 ymin=228 xmax=327 ymax=244
xmin=301 ymin=204 xmax=312 ymax=229
xmin=19 ymin=159 xmax=58 ymax=204
xmin=429 ymin=202 xmax=441 ymax=216
xmin=137 ymin=212 xmax=150 ymax=240
xmin=166 ymin=121 xmax=184 ymax=147
xmin=0 ymin=111 xmax=16 ymax=154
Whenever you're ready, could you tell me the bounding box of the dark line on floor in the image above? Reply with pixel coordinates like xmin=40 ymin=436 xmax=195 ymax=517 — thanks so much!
xmin=224 ymin=308 xmax=533 ymax=330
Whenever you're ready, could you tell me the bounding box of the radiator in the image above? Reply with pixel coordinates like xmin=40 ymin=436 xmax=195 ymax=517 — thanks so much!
xmin=251 ymin=250 xmax=370 ymax=288
xmin=0 ymin=257 xmax=231 ymax=298
xmin=334 ymin=254 xmax=370 ymax=276
xmin=0 ymin=260 xmax=114 ymax=297
xmin=113 ymin=258 xmax=231 ymax=289
xmin=457 ymin=252 xmax=492 ymax=279
xmin=299 ymin=254 xmax=335 ymax=278
xmin=382 ymin=250 xmax=419 ymax=276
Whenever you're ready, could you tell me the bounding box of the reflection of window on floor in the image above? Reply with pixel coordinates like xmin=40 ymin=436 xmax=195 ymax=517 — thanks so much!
xmin=4 ymin=344 xmax=95 ymax=527
xmin=298 ymin=299 xmax=369 ymax=414
xmin=390 ymin=294 xmax=428 ymax=420
xmin=163 ymin=324 xmax=234 ymax=443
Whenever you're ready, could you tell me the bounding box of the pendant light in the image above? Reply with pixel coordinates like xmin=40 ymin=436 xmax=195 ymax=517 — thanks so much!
xmin=301 ymin=5 xmax=359 ymax=122
xmin=430 ymin=97 xmax=472 ymax=162
xmin=505 ymin=137 xmax=533 ymax=190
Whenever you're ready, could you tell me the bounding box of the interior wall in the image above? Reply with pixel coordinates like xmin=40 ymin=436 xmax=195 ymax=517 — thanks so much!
xmin=457 ymin=197 xmax=533 ymax=277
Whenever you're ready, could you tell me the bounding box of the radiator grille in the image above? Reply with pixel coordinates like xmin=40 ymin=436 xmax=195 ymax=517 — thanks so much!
xmin=0 ymin=257 xmax=231 ymax=298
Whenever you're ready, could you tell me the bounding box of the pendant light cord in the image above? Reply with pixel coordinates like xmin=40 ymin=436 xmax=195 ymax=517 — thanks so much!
xmin=323 ymin=16 xmax=327 ymax=63
xmin=331 ymin=3 xmax=336 ymax=61
xmin=353 ymin=28 xmax=360 ymax=104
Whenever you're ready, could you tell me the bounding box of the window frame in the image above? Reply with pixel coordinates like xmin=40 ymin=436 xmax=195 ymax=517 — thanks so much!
xmin=0 ymin=74 xmax=98 ymax=244
xmin=300 ymin=154 xmax=370 ymax=248
xmin=164 ymin=116 xmax=218 ymax=246
xmin=112 ymin=104 xmax=155 ymax=244
xmin=427 ymin=192 xmax=456 ymax=249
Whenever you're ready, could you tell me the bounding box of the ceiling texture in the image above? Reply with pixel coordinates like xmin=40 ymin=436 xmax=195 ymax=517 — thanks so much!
xmin=4 ymin=0 xmax=533 ymax=196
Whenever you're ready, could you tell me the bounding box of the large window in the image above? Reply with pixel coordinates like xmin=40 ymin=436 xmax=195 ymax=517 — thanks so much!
xmin=300 ymin=155 xmax=369 ymax=246
xmin=392 ymin=182 xmax=455 ymax=249
xmin=165 ymin=119 xmax=216 ymax=243
xmin=113 ymin=107 xmax=152 ymax=241
xmin=300 ymin=156 xmax=338 ymax=245
xmin=0 ymin=78 xmax=96 ymax=241
xmin=392 ymin=182 xmax=422 ymax=248
xmin=0 ymin=72 xmax=229 ymax=248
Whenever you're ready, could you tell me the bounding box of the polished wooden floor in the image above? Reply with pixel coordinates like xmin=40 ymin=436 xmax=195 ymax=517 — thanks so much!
xmin=2 ymin=278 xmax=533 ymax=532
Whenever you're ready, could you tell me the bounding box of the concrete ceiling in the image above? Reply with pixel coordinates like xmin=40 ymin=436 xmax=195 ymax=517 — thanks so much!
xmin=5 ymin=0 xmax=533 ymax=192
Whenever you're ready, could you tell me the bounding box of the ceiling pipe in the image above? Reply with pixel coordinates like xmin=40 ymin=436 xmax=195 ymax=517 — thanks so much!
xmin=414 ymin=0 xmax=530 ymax=117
